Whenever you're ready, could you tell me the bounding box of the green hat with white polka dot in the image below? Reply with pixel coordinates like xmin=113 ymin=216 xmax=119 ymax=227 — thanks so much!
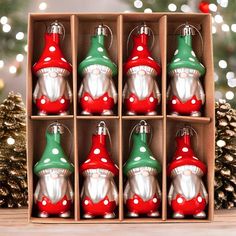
xmin=123 ymin=132 xmax=161 ymax=176
xmin=168 ymin=35 xmax=205 ymax=76
xmin=78 ymin=34 xmax=117 ymax=76
xmin=34 ymin=131 xmax=74 ymax=175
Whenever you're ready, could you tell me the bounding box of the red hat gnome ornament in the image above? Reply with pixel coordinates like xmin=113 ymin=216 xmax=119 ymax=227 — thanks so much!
xmin=167 ymin=23 xmax=205 ymax=116
xmin=78 ymin=24 xmax=117 ymax=115
xmin=33 ymin=21 xmax=72 ymax=116
xmin=168 ymin=127 xmax=208 ymax=219
xmin=34 ymin=122 xmax=74 ymax=218
xmin=123 ymin=120 xmax=162 ymax=217
xmin=80 ymin=121 xmax=119 ymax=219
xmin=123 ymin=23 xmax=161 ymax=115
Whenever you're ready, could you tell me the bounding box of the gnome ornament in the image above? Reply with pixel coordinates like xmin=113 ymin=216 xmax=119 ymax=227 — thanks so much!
xmin=168 ymin=127 xmax=208 ymax=219
xmin=123 ymin=23 xmax=161 ymax=115
xmin=123 ymin=120 xmax=162 ymax=217
xmin=33 ymin=21 xmax=72 ymax=116
xmin=80 ymin=121 xmax=119 ymax=219
xmin=34 ymin=122 xmax=74 ymax=218
xmin=167 ymin=23 xmax=205 ymax=117
xmin=78 ymin=24 xmax=117 ymax=115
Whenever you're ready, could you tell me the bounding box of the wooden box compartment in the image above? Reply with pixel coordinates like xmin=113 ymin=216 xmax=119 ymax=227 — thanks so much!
xmin=26 ymin=13 xmax=214 ymax=223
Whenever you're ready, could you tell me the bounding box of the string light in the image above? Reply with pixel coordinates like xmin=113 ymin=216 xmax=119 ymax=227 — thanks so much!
xmin=222 ymin=24 xmax=230 ymax=32
xmin=2 ymin=24 xmax=11 ymax=33
xmin=7 ymin=137 xmax=15 ymax=145
xmin=16 ymin=32 xmax=24 ymax=40
xmin=16 ymin=54 xmax=24 ymax=62
xmin=225 ymin=91 xmax=234 ymax=100
xmin=228 ymin=78 xmax=236 ymax=88
xmin=0 ymin=60 xmax=4 ymax=68
xmin=9 ymin=66 xmax=17 ymax=74
xmin=0 ymin=16 xmax=8 ymax=25
xmin=212 ymin=26 xmax=217 ymax=34
xmin=214 ymin=14 xmax=223 ymax=24
xmin=24 ymin=45 xmax=28 ymax=52
xmin=144 ymin=8 xmax=152 ymax=13
xmin=134 ymin=0 xmax=143 ymax=9
xmin=209 ymin=4 xmax=217 ymax=12
xmin=214 ymin=72 xmax=219 ymax=82
xmin=180 ymin=4 xmax=192 ymax=12
xmin=168 ymin=3 xmax=177 ymax=12
xmin=218 ymin=60 xmax=227 ymax=69
xmin=226 ymin=72 xmax=235 ymax=80
xmin=218 ymin=0 xmax=228 ymax=8
xmin=39 ymin=2 xmax=47 ymax=11
xmin=215 ymin=91 xmax=223 ymax=100
xmin=231 ymin=24 xmax=236 ymax=32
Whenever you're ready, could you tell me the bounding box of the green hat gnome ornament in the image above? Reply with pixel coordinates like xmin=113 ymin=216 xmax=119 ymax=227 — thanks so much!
xmin=123 ymin=120 xmax=161 ymax=217
xmin=78 ymin=24 xmax=117 ymax=115
xmin=167 ymin=23 xmax=205 ymax=117
xmin=34 ymin=122 xmax=74 ymax=218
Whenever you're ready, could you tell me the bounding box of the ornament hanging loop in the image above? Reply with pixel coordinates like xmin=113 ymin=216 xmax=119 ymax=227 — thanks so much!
xmin=96 ymin=121 xmax=112 ymax=153
xmin=174 ymin=23 xmax=204 ymax=58
xmin=46 ymin=20 xmax=66 ymax=41
xmin=95 ymin=24 xmax=113 ymax=49
xmin=127 ymin=22 xmax=155 ymax=57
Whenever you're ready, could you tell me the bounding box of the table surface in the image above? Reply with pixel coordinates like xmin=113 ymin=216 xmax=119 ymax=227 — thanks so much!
xmin=0 ymin=208 xmax=236 ymax=236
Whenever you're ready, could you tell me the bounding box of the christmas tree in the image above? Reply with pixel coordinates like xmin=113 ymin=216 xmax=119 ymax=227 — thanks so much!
xmin=125 ymin=0 xmax=236 ymax=107
xmin=0 ymin=92 xmax=27 ymax=208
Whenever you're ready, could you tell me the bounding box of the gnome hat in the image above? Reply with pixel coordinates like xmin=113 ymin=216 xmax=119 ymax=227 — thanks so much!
xmin=168 ymin=34 xmax=205 ymax=76
xmin=124 ymin=33 xmax=161 ymax=75
xmin=80 ymin=134 xmax=119 ymax=176
xmin=34 ymin=131 xmax=74 ymax=175
xmin=33 ymin=33 xmax=72 ymax=74
xmin=167 ymin=134 xmax=207 ymax=176
xmin=123 ymin=132 xmax=161 ymax=176
xmin=78 ymin=34 xmax=117 ymax=76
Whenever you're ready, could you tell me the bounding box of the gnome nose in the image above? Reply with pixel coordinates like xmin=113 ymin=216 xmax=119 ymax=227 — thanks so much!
xmin=184 ymin=169 xmax=192 ymax=176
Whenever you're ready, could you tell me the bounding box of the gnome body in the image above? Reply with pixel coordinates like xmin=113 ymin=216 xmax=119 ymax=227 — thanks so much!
xmin=168 ymin=127 xmax=208 ymax=218
xmin=34 ymin=123 xmax=74 ymax=218
xmin=78 ymin=25 xmax=117 ymax=115
xmin=123 ymin=24 xmax=161 ymax=115
xmin=33 ymin=21 xmax=72 ymax=116
xmin=167 ymin=24 xmax=205 ymax=117
xmin=124 ymin=121 xmax=161 ymax=217
xmin=80 ymin=122 xmax=119 ymax=218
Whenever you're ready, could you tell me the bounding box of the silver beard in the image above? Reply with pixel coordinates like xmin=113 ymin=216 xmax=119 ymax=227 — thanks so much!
xmin=82 ymin=169 xmax=118 ymax=204
xmin=125 ymin=167 xmax=160 ymax=201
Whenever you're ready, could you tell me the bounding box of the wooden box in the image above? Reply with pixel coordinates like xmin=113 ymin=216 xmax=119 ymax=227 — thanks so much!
xmin=26 ymin=12 xmax=215 ymax=223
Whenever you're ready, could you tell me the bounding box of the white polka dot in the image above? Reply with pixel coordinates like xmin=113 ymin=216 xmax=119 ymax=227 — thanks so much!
xmin=42 ymin=200 xmax=47 ymax=206
xmin=172 ymin=99 xmax=177 ymax=104
xmin=140 ymin=147 xmax=146 ymax=152
xmin=104 ymin=200 xmax=109 ymax=205
xmin=94 ymin=148 xmax=100 ymax=155
xmin=101 ymin=158 xmax=107 ymax=163
xmin=103 ymin=96 xmax=108 ymax=101
xmin=60 ymin=98 xmax=65 ymax=104
xmin=177 ymin=197 xmax=183 ymax=204
xmin=189 ymin=57 xmax=195 ymax=62
xmin=193 ymin=156 xmax=198 ymax=160
xmin=134 ymin=199 xmax=139 ymax=204
xmin=191 ymin=51 xmax=196 ymax=57
xmin=182 ymin=147 xmax=188 ymax=152
xmin=52 ymin=148 xmax=59 ymax=155
xmin=176 ymin=156 xmax=182 ymax=160
xmin=86 ymin=56 xmax=92 ymax=59
xmin=44 ymin=57 xmax=51 ymax=62
xmin=49 ymin=46 xmax=56 ymax=52
xmin=132 ymin=56 xmax=138 ymax=60
xmin=44 ymin=158 xmax=50 ymax=163
xmin=174 ymin=58 xmax=180 ymax=62
xmin=41 ymin=99 xmax=46 ymax=104
xmin=60 ymin=158 xmax=67 ymax=163
xmin=84 ymin=200 xmax=89 ymax=205
xmin=61 ymin=57 xmax=66 ymax=62
xmin=191 ymin=99 xmax=196 ymax=104
xmin=103 ymin=55 xmax=108 ymax=59
xmin=149 ymin=97 xmax=154 ymax=102
xmin=174 ymin=50 xmax=178 ymax=55
xmin=153 ymin=198 xmax=158 ymax=203
xmin=148 ymin=56 xmax=154 ymax=61
xmin=197 ymin=196 xmax=202 ymax=203
xmin=134 ymin=157 xmax=141 ymax=161
xmin=84 ymin=96 xmax=89 ymax=101
xmin=137 ymin=46 xmax=143 ymax=51
xmin=97 ymin=47 xmax=104 ymax=52
xmin=129 ymin=97 xmax=134 ymax=102
xmin=85 ymin=159 xmax=90 ymax=163
xmin=62 ymin=200 xmax=67 ymax=206
xmin=150 ymin=156 xmax=156 ymax=160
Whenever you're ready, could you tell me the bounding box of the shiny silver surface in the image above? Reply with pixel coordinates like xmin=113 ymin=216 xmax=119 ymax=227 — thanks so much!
xmin=138 ymin=24 xmax=151 ymax=36
xmin=95 ymin=24 xmax=108 ymax=36
xmin=124 ymin=167 xmax=161 ymax=202
xmin=33 ymin=67 xmax=72 ymax=102
xmin=167 ymin=68 xmax=205 ymax=103
xmin=81 ymin=169 xmax=118 ymax=204
xmin=124 ymin=65 xmax=161 ymax=101
xmin=135 ymin=120 xmax=151 ymax=134
xmin=48 ymin=21 xmax=64 ymax=35
xmin=181 ymin=24 xmax=195 ymax=36
xmin=78 ymin=64 xmax=117 ymax=103
xmin=34 ymin=168 xmax=73 ymax=204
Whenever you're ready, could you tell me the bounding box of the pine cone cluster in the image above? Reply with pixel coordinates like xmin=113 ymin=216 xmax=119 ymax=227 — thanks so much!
xmin=215 ymin=99 xmax=236 ymax=209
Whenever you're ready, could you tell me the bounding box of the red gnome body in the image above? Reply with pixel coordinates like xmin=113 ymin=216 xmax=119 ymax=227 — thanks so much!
xmin=33 ymin=21 xmax=72 ymax=115
xmin=123 ymin=23 xmax=161 ymax=115
xmin=168 ymin=127 xmax=208 ymax=219
xmin=80 ymin=121 xmax=119 ymax=219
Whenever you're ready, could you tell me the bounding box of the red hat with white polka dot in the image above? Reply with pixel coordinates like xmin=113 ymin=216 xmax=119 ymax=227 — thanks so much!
xmin=167 ymin=131 xmax=207 ymax=176
xmin=80 ymin=134 xmax=119 ymax=175
xmin=33 ymin=31 xmax=72 ymax=74
xmin=124 ymin=32 xmax=161 ymax=75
